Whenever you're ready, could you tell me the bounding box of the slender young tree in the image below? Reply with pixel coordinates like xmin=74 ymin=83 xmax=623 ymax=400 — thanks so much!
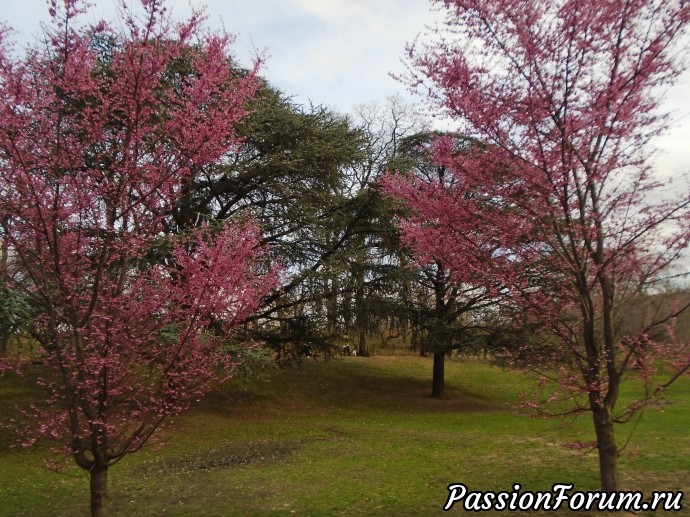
xmin=342 ymin=96 xmax=431 ymax=357
xmin=0 ymin=1 xmax=277 ymax=515
xmin=386 ymin=0 xmax=690 ymax=491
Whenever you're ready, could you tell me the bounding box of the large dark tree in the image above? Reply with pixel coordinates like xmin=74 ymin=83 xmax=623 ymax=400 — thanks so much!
xmin=172 ymin=83 xmax=368 ymax=359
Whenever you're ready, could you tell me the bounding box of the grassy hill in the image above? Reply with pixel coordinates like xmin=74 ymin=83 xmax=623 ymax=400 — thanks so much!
xmin=1 ymin=356 xmax=688 ymax=516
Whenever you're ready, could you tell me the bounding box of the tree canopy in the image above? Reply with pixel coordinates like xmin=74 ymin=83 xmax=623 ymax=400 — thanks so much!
xmin=383 ymin=0 xmax=690 ymax=492
xmin=0 ymin=2 xmax=278 ymax=514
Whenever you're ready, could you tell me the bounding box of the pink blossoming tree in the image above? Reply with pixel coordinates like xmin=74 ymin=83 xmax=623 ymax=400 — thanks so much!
xmin=0 ymin=1 xmax=278 ymax=514
xmin=385 ymin=132 xmax=505 ymax=398
xmin=384 ymin=0 xmax=690 ymax=491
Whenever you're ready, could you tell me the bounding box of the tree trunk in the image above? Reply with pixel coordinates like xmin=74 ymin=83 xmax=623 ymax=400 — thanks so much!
xmin=431 ymin=350 xmax=445 ymax=398
xmin=592 ymin=405 xmax=619 ymax=492
xmin=90 ymin=464 xmax=108 ymax=517
xmin=327 ymin=276 xmax=339 ymax=333
xmin=358 ymin=329 xmax=367 ymax=356
xmin=354 ymin=266 xmax=368 ymax=356
xmin=430 ymin=262 xmax=449 ymax=397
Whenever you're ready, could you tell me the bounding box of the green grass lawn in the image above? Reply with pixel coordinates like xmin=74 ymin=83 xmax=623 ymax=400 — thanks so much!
xmin=1 ymin=356 xmax=688 ymax=516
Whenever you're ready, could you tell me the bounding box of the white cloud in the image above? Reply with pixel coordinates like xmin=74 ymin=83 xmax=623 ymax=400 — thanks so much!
xmin=289 ymin=0 xmax=373 ymax=24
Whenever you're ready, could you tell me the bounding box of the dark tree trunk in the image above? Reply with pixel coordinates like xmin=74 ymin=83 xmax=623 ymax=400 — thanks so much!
xmin=327 ymin=276 xmax=339 ymax=333
xmin=358 ymin=329 xmax=367 ymax=356
xmin=592 ymin=405 xmax=619 ymax=492
xmin=0 ymin=333 xmax=8 ymax=355
xmin=354 ymin=267 xmax=368 ymax=356
xmin=419 ymin=336 xmax=429 ymax=357
xmin=90 ymin=464 xmax=108 ymax=517
xmin=429 ymin=261 xmax=450 ymax=397
xmin=431 ymin=350 xmax=445 ymax=398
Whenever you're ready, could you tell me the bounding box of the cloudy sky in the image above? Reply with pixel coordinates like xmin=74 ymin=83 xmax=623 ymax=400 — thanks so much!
xmin=3 ymin=0 xmax=690 ymax=180
xmin=3 ymin=0 xmax=444 ymax=111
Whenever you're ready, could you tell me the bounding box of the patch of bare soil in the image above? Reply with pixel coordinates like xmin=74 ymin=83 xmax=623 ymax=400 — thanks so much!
xmin=136 ymin=429 xmax=353 ymax=477
xmin=136 ymin=440 xmax=302 ymax=477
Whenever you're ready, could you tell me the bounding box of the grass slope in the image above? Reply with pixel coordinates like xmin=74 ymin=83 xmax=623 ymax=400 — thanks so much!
xmin=0 ymin=356 xmax=688 ymax=516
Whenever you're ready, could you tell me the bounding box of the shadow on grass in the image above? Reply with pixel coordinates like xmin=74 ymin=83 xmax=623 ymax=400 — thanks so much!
xmin=200 ymin=356 xmax=507 ymax=422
